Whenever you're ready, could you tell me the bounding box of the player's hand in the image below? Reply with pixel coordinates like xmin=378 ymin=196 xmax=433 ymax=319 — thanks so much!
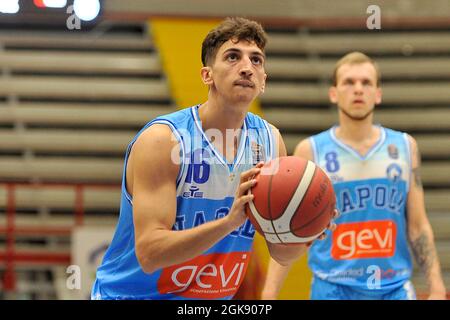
xmin=306 ymin=208 xmax=340 ymax=247
xmin=267 ymin=240 xmax=310 ymax=266
xmin=226 ymin=162 xmax=264 ymax=230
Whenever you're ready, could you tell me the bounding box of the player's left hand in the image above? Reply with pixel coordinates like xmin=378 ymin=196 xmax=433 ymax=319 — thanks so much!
xmin=306 ymin=208 xmax=340 ymax=247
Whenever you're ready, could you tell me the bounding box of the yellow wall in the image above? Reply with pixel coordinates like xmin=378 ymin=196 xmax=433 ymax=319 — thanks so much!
xmin=149 ymin=17 xmax=311 ymax=299
xmin=253 ymin=234 xmax=312 ymax=300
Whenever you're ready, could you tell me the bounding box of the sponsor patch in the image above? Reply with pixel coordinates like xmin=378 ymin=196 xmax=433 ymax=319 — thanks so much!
xmin=332 ymin=220 xmax=397 ymax=260
xmin=157 ymin=252 xmax=250 ymax=298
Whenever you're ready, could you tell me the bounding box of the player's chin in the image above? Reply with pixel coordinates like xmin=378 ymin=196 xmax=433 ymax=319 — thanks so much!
xmin=233 ymin=85 xmax=257 ymax=94
xmin=233 ymin=93 xmax=257 ymax=105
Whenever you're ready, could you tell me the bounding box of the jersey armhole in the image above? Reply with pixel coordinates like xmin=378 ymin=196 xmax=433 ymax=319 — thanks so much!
xmin=263 ymin=120 xmax=275 ymax=159
xmin=310 ymin=137 xmax=319 ymax=164
xmin=403 ymin=132 xmax=412 ymax=193
xmin=122 ymin=119 xmax=186 ymax=205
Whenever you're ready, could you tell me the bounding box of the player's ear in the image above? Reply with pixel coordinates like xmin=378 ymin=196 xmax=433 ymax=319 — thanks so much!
xmin=261 ymin=73 xmax=267 ymax=93
xmin=201 ymin=67 xmax=213 ymax=85
xmin=329 ymin=86 xmax=338 ymax=104
xmin=375 ymin=87 xmax=382 ymax=105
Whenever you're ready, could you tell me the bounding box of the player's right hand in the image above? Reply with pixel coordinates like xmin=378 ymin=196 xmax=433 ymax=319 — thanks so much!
xmin=226 ymin=162 xmax=264 ymax=230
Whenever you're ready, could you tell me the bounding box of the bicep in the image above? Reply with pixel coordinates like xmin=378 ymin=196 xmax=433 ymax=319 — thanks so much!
xmin=130 ymin=126 xmax=180 ymax=238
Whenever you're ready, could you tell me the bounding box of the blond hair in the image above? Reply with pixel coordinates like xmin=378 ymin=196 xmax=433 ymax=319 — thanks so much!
xmin=332 ymin=52 xmax=381 ymax=86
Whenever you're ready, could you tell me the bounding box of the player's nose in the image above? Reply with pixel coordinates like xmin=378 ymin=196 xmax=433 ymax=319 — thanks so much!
xmin=239 ymin=57 xmax=253 ymax=77
xmin=354 ymin=81 xmax=364 ymax=93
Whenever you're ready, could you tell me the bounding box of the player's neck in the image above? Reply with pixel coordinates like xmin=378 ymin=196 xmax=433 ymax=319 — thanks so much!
xmin=198 ymin=99 xmax=248 ymax=133
xmin=198 ymin=100 xmax=248 ymax=163
xmin=336 ymin=116 xmax=379 ymax=145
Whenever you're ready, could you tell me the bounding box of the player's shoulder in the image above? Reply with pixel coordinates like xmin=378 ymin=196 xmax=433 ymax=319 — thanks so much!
xmin=304 ymin=128 xmax=333 ymax=149
xmin=133 ymin=124 xmax=178 ymax=160
xmin=132 ymin=108 xmax=195 ymax=155
xmin=130 ymin=124 xmax=180 ymax=180
xmin=293 ymin=138 xmax=312 ymax=158
xmin=152 ymin=106 xmax=194 ymax=127
xmin=381 ymin=125 xmax=408 ymax=138
xmin=293 ymin=133 xmax=325 ymax=160
xmin=381 ymin=125 xmax=398 ymax=134
xmin=134 ymin=106 xmax=196 ymax=147
xmin=294 ymin=128 xmax=334 ymax=161
xmin=246 ymin=111 xmax=271 ymax=129
xmin=380 ymin=126 xmax=416 ymax=146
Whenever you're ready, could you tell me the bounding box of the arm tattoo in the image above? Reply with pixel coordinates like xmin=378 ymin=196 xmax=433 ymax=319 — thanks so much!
xmin=413 ymin=145 xmax=423 ymax=188
xmin=412 ymin=167 xmax=423 ymax=187
xmin=410 ymin=233 xmax=435 ymax=278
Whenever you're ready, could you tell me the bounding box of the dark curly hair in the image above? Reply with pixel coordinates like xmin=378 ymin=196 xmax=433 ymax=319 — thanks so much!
xmin=201 ymin=17 xmax=267 ymax=67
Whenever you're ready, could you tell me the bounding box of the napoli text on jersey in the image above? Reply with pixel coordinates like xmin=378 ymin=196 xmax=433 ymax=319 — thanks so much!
xmin=91 ymin=105 xmax=276 ymax=300
xmin=308 ymin=126 xmax=413 ymax=294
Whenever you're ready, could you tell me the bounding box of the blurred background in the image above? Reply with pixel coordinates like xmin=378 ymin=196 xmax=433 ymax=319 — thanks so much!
xmin=0 ymin=0 xmax=449 ymax=299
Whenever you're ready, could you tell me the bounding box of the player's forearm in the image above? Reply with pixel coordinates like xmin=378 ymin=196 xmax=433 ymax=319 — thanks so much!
xmin=136 ymin=216 xmax=239 ymax=274
xmin=409 ymin=226 xmax=446 ymax=294
xmin=261 ymin=258 xmax=292 ymax=300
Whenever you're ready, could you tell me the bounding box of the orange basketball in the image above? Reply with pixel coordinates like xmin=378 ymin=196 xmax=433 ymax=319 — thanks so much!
xmin=246 ymin=156 xmax=336 ymax=244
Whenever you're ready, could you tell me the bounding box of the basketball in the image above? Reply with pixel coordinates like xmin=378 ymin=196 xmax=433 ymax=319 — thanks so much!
xmin=246 ymin=156 xmax=336 ymax=244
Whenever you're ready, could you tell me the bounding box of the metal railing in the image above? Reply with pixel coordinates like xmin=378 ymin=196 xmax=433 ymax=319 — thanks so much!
xmin=0 ymin=181 xmax=120 ymax=294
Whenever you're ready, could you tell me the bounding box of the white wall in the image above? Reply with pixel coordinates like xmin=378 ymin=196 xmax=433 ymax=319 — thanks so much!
xmin=104 ymin=0 xmax=450 ymax=19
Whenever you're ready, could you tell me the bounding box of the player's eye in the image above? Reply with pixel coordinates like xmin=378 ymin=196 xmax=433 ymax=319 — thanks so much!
xmin=251 ymin=56 xmax=263 ymax=65
xmin=226 ymin=53 xmax=239 ymax=62
xmin=343 ymin=79 xmax=354 ymax=85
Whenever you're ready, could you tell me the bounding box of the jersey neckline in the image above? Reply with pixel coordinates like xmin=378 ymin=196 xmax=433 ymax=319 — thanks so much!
xmin=191 ymin=105 xmax=248 ymax=173
xmin=329 ymin=125 xmax=386 ymax=161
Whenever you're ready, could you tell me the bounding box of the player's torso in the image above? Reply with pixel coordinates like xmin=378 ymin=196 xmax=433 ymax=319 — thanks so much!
xmin=163 ymin=107 xmax=274 ymax=299
xmin=308 ymin=126 xmax=413 ymax=291
xmin=94 ymin=106 xmax=275 ymax=300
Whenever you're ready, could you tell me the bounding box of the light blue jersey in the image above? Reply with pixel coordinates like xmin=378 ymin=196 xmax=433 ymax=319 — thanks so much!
xmin=91 ymin=105 xmax=276 ymax=300
xmin=308 ymin=126 xmax=413 ymax=296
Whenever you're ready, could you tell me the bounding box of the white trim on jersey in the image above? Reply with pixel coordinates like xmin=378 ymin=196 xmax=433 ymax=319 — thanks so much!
xmin=310 ymin=136 xmax=319 ymax=164
xmin=330 ymin=125 xmax=386 ymax=161
xmin=122 ymin=119 xmax=187 ymax=206
xmin=403 ymin=132 xmax=412 ymax=193
xmin=150 ymin=120 xmax=187 ymax=188
xmin=403 ymin=280 xmax=417 ymax=300
xmin=123 ymin=143 xmax=134 ymax=206
xmin=262 ymin=119 xmax=274 ymax=159
xmin=191 ymin=106 xmax=248 ymax=172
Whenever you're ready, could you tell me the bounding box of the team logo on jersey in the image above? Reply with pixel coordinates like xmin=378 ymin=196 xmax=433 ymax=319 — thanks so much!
xmin=388 ymin=144 xmax=399 ymax=159
xmin=251 ymin=141 xmax=265 ymax=165
xmin=386 ymin=163 xmax=402 ymax=183
xmin=331 ymin=220 xmax=397 ymax=260
xmin=157 ymin=252 xmax=250 ymax=299
xmin=182 ymin=185 xmax=204 ymax=199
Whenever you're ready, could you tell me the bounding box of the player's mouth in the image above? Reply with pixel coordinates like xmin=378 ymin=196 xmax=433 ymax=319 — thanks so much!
xmin=352 ymin=99 xmax=365 ymax=104
xmin=234 ymin=79 xmax=255 ymax=88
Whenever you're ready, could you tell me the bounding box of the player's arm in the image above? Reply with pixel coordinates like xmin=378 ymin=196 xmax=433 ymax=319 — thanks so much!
xmin=261 ymin=136 xmax=313 ymax=299
xmin=406 ymin=135 xmax=446 ymax=299
xmin=293 ymin=138 xmax=314 ymax=161
xmin=131 ymin=124 xmax=261 ymax=274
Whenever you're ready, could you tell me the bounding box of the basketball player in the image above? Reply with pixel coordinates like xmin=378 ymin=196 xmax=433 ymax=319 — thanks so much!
xmin=261 ymin=52 xmax=446 ymax=300
xmin=91 ymin=17 xmax=325 ymax=300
